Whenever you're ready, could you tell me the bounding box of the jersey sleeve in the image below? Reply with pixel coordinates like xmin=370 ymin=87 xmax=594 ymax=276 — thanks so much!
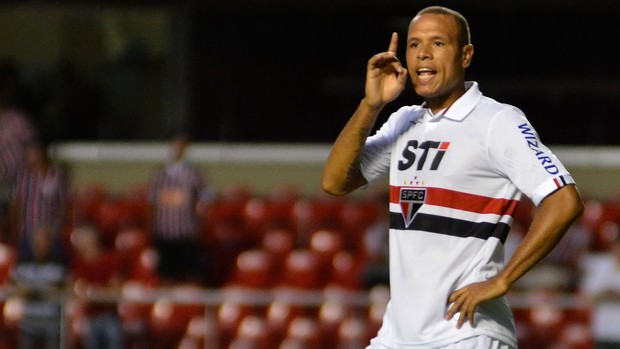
xmin=360 ymin=106 xmax=421 ymax=183
xmin=359 ymin=123 xmax=393 ymax=183
xmin=486 ymin=107 xmax=575 ymax=206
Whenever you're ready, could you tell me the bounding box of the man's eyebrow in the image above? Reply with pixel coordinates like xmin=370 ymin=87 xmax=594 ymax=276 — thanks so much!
xmin=407 ymin=34 xmax=450 ymax=42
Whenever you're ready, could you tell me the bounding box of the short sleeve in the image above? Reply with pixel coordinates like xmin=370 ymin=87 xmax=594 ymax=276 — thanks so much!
xmin=360 ymin=106 xmax=422 ymax=183
xmin=487 ymin=107 xmax=575 ymax=206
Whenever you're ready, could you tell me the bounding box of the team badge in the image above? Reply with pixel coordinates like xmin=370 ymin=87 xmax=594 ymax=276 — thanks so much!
xmin=399 ymin=188 xmax=426 ymax=228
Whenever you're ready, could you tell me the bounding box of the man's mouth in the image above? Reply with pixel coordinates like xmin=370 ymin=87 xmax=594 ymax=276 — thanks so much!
xmin=416 ymin=68 xmax=436 ymax=81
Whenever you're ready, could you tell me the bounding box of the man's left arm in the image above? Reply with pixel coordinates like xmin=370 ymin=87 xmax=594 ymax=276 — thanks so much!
xmin=445 ymin=184 xmax=584 ymax=328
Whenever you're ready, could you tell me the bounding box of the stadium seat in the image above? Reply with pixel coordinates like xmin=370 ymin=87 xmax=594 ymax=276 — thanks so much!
xmin=114 ymin=227 xmax=151 ymax=280
xmin=309 ymin=229 xmax=344 ymax=270
xmin=149 ymin=284 xmax=206 ymax=349
xmin=318 ymin=300 xmax=351 ymax=349
xmin=119 ymin=183 xmax=150 ymax=229
xmin=125 ymin=248 xmax=161 ymax=286
xmin=242 ymin=193 xmax=298 ymax=238
xmin=266 ymin=298 xmax=305 ymax=344
xmin=284 ymin=316 xmax=323 ymax=349
xmin=328 ymin=251 xmax=363 ymax=290
xmin=206 ymin=220 xmax=254 ymax=286
xmin=93 ymin=198 xmax=134 ymax=247
xmin=71 ymin=183 xmax=109 ymax=224
xmin=183 ymin=315 xmax=220 ymax=349
xmin=261 ymin=228 xmax=296 ymax=270
xmin=278 ymin=249 xmax=322 ymax=289
xmin=117 ymin=280 xmax=154 ymax=348
xmin=230 ymin=315 xmax=274 ymax=349
xmin=337 ymin=316 xmax=369 ymax=349
xmin=0 ymin=243 xmax=15 ymax=286
xmin=1 ymin=296 xmax=23 ymax=336
xmin=291 ymin=194 xmax=346 ymax=245
xmin=217 ymin=300 xmax=256 ymax=347
xmin=226 ymin=249 xmax=274 ymax=289
xmin=339 ymin=199 xmax=378 ymax=230
xmin=556 ymin=322 xmax=594 ymax=349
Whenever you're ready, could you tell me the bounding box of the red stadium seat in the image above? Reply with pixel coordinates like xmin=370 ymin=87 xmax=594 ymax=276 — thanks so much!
xmin=337 ymin=316 xmax=370 ymax=349
xmin=327 ymin=251 xmax=364 ymax=290
xmin=2 ymin=296 xmax=23 ymax=338
xmin=149 ymin=284 xmax=206 ymax=349
xmin=183 ymin=315 xmax=221 ymax=349
xmin=261 ymin=228 xmax=296 ymax=270
xmin=71 ymin=183 xmax=109 ymax=225
xmin=226 ymin=249 xmax=274 ymax=289
xmin=114 ymin=227 xmax=151 ymax=280
xmin=117 ymin=280 xmax=154 ymax=348
xmin=119 ymin=183 xmax=150 ymax=230
xmin=230 ymin=315 xmax=274 ymax=349
xmin=284 ymin=316 xmax=323 ymax=349
xmin=93 ymin=198 xmax=134 ymax=246
xmin=0 ymin=243 xmax=15 ymax=286
xmin=317 ymin=300 xmax=351 ymax=349
xmin=339 ymin=199 xmax=378 ymax=231
xmin=278 ymin=249 xmax=322 ymax=289
xmin=217 ymin=300 xmax=256 ymax=347
xmin=309 ymin=229 xmax=344 ymax=270
xmin=291 ymin=194 xmax=347 ymax=245
xmin=125 ymin=248 xmax=161 ymax=286
xmin=206 ymin=221 xmax=254 ymax=286
xmin=266 ymin=298 xmax=305 ymax=344
xmin=242 ymin=193 xmax=298 ymax=239
xmin=557 ymin=322 xmax=594 ymax=349
xmin=204 ymin=184 xmax=254 ymax=228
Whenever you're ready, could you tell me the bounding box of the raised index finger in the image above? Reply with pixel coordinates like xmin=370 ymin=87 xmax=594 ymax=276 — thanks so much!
xmin=387 ymin=32 xmax=399 ymax=55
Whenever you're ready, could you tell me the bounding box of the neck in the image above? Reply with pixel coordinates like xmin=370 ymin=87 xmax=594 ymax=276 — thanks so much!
xmin=425 ymin=82 xmax=467 ymax=114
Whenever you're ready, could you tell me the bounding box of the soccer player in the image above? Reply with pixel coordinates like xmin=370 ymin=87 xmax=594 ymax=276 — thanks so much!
xmin=322 ymin=6 xmax=584 ymax=349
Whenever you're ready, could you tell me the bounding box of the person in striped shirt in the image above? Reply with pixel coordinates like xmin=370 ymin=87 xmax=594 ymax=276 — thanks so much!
xmin=11 ymin=140 xmax=68 ymax=263
xmin=148 ymin=134 xmax=211 ymax=284
xmin=0 ymin=62 xmax=38 ymax=243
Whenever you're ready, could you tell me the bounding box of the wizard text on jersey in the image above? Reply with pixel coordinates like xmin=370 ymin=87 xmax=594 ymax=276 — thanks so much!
xmin=518 ymin=123 xmax=560 ymax=175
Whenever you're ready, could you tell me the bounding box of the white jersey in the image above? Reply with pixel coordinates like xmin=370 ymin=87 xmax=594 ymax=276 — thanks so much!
xmin=360 ymin=82 xmax=575 ymax=348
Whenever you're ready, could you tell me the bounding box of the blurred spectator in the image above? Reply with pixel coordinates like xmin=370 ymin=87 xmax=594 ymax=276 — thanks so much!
xmin=69 ymin=223 xmax=124 ymax=349
xmin=10 ymin=225 xmax=67 ymax=349
xmin=579 ymin=229 xmax=620 ymax=349
xmin=0 ymin=60 xmax=38 ymax=243
xmin=148 ymin=134 xmax=211 ymax=284
xmin=360 ymin=190 xmax=390 ymax=289
xmin=540 ymin=217 xmax=592 ymax=290
xmin=10 ymin=141 xmax=68 ymax=262
xmin=512 ymin=217 xmax=593 ymax=292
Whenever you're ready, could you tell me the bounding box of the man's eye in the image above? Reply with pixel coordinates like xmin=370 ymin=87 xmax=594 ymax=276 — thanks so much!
xmin=434 ymin=41 xmax=444 ymax=47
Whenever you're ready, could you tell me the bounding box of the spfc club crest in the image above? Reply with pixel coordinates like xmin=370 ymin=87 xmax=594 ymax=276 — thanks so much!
xmin=399 ymin=188 xmax=426 ymax=227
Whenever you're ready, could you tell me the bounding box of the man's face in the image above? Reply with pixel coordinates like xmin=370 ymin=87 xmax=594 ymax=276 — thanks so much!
xmin=406 ymin=13 xmax=473 ymax=107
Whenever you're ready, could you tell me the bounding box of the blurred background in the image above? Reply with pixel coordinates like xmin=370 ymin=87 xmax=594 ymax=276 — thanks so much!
xmin=1 ymin=0 xmax=619 ymax=144
xmin=1 ymin=1 xmax=620 ymax=349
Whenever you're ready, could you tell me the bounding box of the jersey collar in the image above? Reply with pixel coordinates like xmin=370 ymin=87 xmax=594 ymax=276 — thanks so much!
xmin=423 ymin=81 xmax=481 ymax=122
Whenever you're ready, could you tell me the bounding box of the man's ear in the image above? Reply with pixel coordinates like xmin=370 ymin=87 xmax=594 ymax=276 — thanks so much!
xmin=462 ymin=44 xmax=474 ymax=68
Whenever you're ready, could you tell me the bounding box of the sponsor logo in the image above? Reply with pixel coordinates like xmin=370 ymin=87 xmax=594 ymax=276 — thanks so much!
xmin=399 ymin=187 xmax=426 ymax=227
xmin=398 ymin=140 xmax=450 ymax=171
xmin=518 ymin=123 xmax=559 ymax=174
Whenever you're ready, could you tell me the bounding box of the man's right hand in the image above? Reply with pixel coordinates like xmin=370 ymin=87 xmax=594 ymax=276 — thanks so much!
xmin=364 ymin=32 xmax=408 ymax=110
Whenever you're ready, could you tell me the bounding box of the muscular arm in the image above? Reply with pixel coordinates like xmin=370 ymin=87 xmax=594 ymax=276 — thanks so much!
xmin=322 ymin=33 xmax=407 ymax=196
xmin=446 ymin=184 xmax=584 ymax=328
